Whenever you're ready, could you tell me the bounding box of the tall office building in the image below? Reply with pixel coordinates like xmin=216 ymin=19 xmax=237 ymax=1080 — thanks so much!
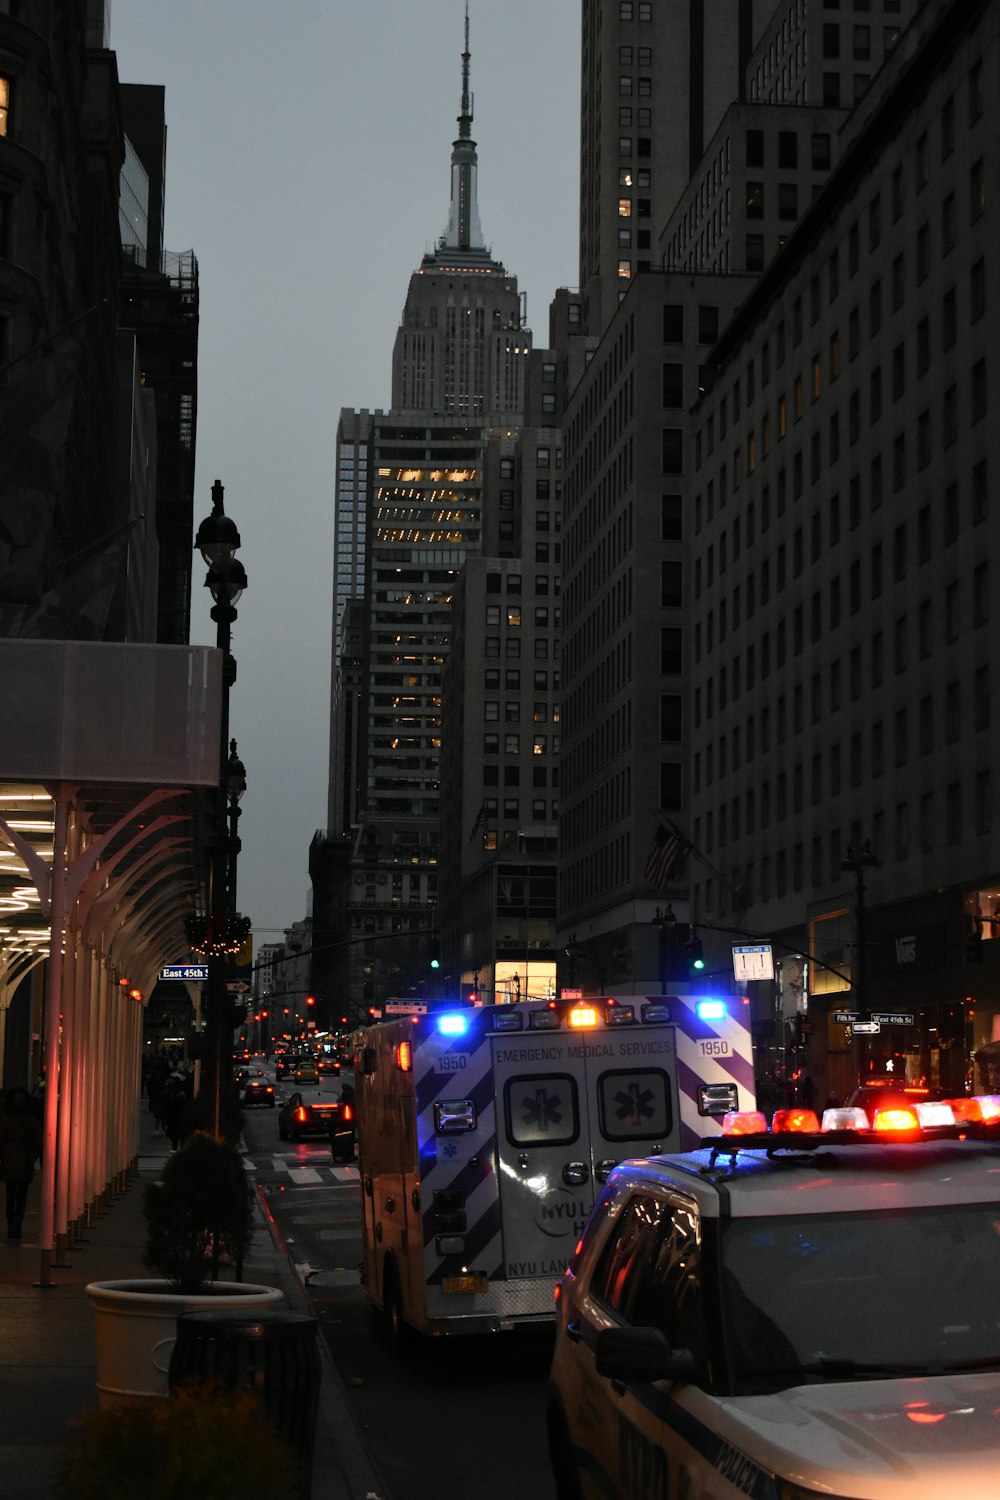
xmin=557 ymin=0 xmax=1000 ymax=1110
xmin=579 ymin=0 xmax=776 ymax=334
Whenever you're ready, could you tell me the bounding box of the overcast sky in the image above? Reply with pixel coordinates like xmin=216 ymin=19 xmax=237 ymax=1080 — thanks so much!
xmin=110 ymin=1 xmax=580 ymax=944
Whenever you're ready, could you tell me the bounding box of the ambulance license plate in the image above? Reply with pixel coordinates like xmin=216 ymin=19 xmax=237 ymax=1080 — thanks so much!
xmin=442 ymin=1273 xmax=487 ymax=1295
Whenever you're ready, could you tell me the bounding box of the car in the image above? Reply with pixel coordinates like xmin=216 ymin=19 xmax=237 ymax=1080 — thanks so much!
xmin=241 ymin=1080 xmax=275 ymax=1109
xmin=278 ymin=1090 xmax=351 ymax=1144
xmin=548 ymin=1101 xmax=1000 ymax=1500
xmin=274 ymin=1056 xmax=292 ymax=1080
xmin=293 ymin=1059 xmax=319 ymax=1085
xmin=844 ymin=1080 xmax=945 ymax=1124
xmin=317 ymin=1055 xmax=341 ymax=1077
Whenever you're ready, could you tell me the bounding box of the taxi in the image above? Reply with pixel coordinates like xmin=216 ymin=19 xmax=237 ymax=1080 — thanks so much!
xmin=548 ymin=1097 xmax=1000 ymax=1500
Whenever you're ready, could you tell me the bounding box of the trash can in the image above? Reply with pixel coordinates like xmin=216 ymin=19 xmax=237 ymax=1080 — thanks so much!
xmin=169 ymin=1309 xmax=321 ymax=1498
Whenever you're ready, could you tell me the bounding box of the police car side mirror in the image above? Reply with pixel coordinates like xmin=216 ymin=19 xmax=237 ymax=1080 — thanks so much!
xmin=595 ymin=1326 xmax=698 ymax=1385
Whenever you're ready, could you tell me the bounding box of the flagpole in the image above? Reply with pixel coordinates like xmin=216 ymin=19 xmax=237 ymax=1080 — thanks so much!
xmin=653 ymin=809 xmax=746 ymax=917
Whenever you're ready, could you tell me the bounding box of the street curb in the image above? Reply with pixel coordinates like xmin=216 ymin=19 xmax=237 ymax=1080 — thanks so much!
xmin=254 ymin=1182 xmax=390 ymax=1500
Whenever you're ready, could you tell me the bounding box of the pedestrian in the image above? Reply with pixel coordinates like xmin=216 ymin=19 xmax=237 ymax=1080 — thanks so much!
xmin=0 ymin=1087 xmax=43 ymax=1240
xmin=161 ymin=1080 xmax=187 ymax=1151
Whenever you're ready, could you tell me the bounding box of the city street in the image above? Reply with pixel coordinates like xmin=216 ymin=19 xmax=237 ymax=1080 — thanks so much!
xmin=242 ymin=1073 xmax=555 ymax=1500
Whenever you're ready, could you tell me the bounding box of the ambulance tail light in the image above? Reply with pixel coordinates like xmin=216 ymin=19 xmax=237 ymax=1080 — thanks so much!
xmin=395 ymin=1040 xmax=412 ymax=1072
xmin=604 ymin=1000 xmax=635 ymax=1025
xmin=491 ymin=1009 xmax=524 ymax=1032
xmin=771 ymin=1108 xmax=820 ymax=1134
xmin=640 ymin=1002 xmax=673 ymax=1024
xmin=568 ymin=1004 xmax=600 ymax=1029
xmin=821 ymin=1106 xmax=869 ymax=1131
xmin=721 ymin=1110 xmax=769 ymax=1135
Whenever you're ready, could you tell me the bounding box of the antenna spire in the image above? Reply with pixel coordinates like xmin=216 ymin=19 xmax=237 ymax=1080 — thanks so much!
xmin=443 ymin=1 xmax=483 ymax=250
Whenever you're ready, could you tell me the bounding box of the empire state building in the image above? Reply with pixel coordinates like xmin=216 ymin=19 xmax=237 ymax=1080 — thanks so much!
xmin=321 ymin=7 xmax=531 ymax=1015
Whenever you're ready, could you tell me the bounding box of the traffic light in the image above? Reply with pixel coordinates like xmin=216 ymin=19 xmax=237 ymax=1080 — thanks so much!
xmin=429 ymin=942 xmax=441 ymax=970
xmin=685 ymin=934 xmax=705 ymax=975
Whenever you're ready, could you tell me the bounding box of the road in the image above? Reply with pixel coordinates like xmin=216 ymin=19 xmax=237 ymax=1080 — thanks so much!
xmin=241 ymin=1066 xmax=556 ymax=1500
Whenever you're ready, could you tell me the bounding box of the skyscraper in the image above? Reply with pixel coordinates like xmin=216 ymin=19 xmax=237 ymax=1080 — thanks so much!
xmin=315 ymin=12 xmax=531 ymax=1018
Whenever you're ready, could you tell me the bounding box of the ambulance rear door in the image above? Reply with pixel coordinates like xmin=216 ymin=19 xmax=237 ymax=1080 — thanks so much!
xmin=491 ymin=1019 xmax=679 ymax=1281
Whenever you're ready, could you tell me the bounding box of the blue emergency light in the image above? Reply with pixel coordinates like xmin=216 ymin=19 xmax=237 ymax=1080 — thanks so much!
xmin=436 ymin=1012 xmax=470 ymax=1037
xmin=696 ymin=998 xmax=727 ymax=1022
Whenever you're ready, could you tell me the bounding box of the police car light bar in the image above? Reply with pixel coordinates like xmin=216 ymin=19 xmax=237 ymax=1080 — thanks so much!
xmin=707 ymin=1096 xmax=1000 ymax=1158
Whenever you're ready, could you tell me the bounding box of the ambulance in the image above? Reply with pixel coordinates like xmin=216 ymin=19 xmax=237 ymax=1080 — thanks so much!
xmin=352 ymin=991 xmax=754 ymax=1342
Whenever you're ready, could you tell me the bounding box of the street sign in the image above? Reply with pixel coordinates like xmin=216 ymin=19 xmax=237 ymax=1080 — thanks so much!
xmin=227 ymin=981 xmax=251 ymax=994
xmin=384 ymin=1000 xmax=428 ymax=1015
xmin=732 ymin=944 xmax=774 ymax=981
xmin=871 ymin=1012 xmax=914 ymax=1026
xmin=834 ymin=1010 xmax=861 ymax=1024
xmin=159 ymin=964 xmax=208 ymax=982
xmin=851 ymin=1020 xmax=881 ymax=1034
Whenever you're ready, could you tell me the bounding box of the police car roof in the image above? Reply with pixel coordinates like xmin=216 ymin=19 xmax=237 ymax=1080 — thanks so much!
xmin=610 ymin=1139 xmax=1000 ymax=1218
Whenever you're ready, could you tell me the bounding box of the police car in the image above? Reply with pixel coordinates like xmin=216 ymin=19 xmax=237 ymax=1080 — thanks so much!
xmin=548 ymin=1097 xmax=1000 ymax=1499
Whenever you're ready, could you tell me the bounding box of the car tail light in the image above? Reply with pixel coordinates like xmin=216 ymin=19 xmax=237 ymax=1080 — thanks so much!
xmin=341 ymin=1104 xmax=353 ymax=1121
xmin=295 ymin=1107 xmax=308 ymax=1122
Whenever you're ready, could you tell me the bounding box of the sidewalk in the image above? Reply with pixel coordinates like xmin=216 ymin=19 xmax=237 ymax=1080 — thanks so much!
xmin=0 ymin=1105 xmax=387 ymax=1500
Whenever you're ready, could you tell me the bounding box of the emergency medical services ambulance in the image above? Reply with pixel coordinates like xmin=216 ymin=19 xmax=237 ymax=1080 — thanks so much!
xmin=548 ymin=1098 xmax=1000 ymax=1500
xmin=353 ymin=993 xmax=754 ymax=1341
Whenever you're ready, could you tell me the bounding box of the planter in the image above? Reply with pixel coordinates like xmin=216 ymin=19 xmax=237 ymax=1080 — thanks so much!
xmin=86 ymin=1279 xmax=285 ymax=1405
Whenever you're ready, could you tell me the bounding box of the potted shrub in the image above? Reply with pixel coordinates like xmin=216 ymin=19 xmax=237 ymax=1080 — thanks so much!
xmin=86 ymin=1133 xmax=284 ymax=1403
xmin=53 ymin=1382 xmax=292 ymax=1499
xmin=142 ymin=1130 xmax=253 ymax=1293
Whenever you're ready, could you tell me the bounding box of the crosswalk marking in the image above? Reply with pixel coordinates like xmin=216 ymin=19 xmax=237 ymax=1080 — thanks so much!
xmin=288 ymin=1166 xmax=323 ymax=1184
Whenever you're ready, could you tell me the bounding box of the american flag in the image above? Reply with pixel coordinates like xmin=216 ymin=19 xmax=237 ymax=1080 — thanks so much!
xmin=643 ymin=822 xmax=689 ymax=887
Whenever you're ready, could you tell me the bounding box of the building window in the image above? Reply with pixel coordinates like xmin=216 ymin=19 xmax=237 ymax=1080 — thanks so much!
xmin=660 ymin=696 xmax=682 ymax=741
xmin=746 ymin=181 xmax=764 ymax=218
xmin=656 ymin=559 xmax=683 ymax=611
xmin=661 ymin=429 xmax=683 ymax=474
xmin=778 ymin=183 xmax=798 ymax=220
xmin=0 ymin=76 xmax=8 ymax=137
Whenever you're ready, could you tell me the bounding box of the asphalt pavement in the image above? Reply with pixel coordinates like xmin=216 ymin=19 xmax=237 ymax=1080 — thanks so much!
xmin=0 ymin=1099 xmax=389 ymax=1500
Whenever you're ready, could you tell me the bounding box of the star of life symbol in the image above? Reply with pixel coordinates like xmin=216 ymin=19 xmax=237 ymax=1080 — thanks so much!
xmin=521 ymin=1087 xmax=564 ymax=1133
xmin=613 ymin=1082 xmax=656 ymax=1129
xmin=442 ymin=1141 xmax=459 ymax=1158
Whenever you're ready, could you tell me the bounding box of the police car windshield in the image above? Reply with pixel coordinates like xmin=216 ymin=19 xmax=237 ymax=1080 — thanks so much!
xmin=719 ymin=1203 xmax=1000 ymax=1392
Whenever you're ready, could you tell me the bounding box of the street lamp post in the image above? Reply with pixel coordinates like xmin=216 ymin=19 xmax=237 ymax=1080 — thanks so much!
xmin=193 ymin=481 xmax=248 ymax=1137
xmin=841 ymin=838 xmax=877 ymax=1087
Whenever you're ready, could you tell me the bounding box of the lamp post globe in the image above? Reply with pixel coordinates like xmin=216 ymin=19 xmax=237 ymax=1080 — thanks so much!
xmin=195 ymin=478 xmax=241 ymax=565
